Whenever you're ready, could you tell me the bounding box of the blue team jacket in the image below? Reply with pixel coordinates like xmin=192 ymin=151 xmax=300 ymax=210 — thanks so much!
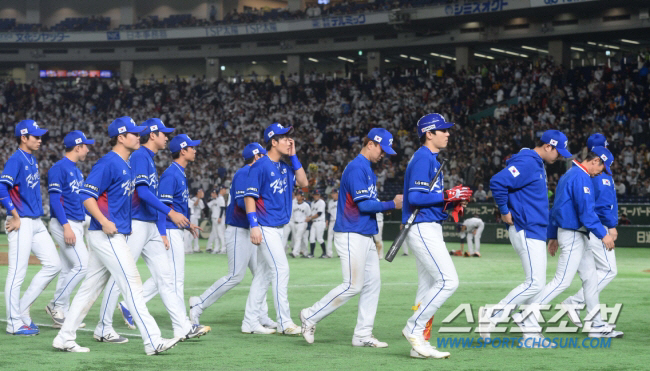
xmin=592 ymin=174 xmax=618 ymax=228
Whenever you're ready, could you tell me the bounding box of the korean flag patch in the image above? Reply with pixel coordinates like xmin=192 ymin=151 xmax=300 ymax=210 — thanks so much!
xmin=508 ymin=166 xmax=520 ymax=178
xmin=583 ymin=187 xmax=590 ymax=194
xmin=602 ymin=179 xmax=611 ymax=186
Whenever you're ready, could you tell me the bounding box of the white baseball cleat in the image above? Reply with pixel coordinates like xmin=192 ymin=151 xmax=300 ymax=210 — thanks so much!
xmin=188 ymin=297 xmax=202 ymax=326
xmin=561 ymin=301 xmax=582 ymax=327
xmin=409 ymin=342 xmax=451 ymax=359
xmin=146 ymin=337 xmax=182 ymax=356
xmin=280 ymin=323 xmax=302 ymax=335
xmin=300 ymin=309 xmax=316 ymax=344
xmin=260 ymin=317 xmax=278 ymax=329
xmin=186 ymin=324 xmax=211 ymax=339
xmin=45 ymin=305 xmax=65 ymax=329
xmin=402 ymin=326 xmax=431 ymax=358
xmin=352 ymin=335 xmax=388 ymax=348
xmin=588 ymin=325 xmax=624 ymax=338
xmin=242 ymin=324 xmax=276 ymax=335
xmin=93 ymin=331 xmax=129 ymax=344
xmin=53 ymin=336 xmax=90 ymax=353
xmin=478 ymin=307 xmax=496 ymax=340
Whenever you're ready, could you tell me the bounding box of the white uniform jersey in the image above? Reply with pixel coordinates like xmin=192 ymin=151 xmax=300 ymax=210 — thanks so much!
xmin=190 ymin=197 xmax=205 ymax=219
xmin=463 ymin=217 xmax=484 ymax=232
xmin=208 ymin=196 xmax=226 ymax=221
xmin=376 ymin=212 xmax=384 ymax=223
xmin=311 ymin=199 xmax=326 ymax=223
xmin=327 ymin=199 xmax=338 ymax=222
xmin=289 ymin=198 xmax=298 ymax=222
xmin=293 ymin=201 xmax=311 ymax=223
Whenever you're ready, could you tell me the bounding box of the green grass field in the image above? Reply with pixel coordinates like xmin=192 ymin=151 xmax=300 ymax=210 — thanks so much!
xmin=1 ymin=235 xmax=649 ymax=371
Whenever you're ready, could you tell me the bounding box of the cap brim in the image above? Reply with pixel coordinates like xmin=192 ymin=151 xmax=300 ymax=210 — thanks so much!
xmin=278 ymin=126 xmax=294 ymax=136
xmin=381 ymin=144 xmax=397 ymax=156
xmin=557 ymin=148 xmax=572 ymax=158
xmin=604 ymin=163 xmax=612 ymax=175
xmin=83 ymin=139 xmax=95 ymax=145
xmin=31 ymin=129 xmax=48 ymax=136
xmin=128 ymin=126 xmax=147 ymax=134
xmin=159 ymin=127 xmax=175 ymax=133
xmin=187 ymin=139 xmax=201 ymax=147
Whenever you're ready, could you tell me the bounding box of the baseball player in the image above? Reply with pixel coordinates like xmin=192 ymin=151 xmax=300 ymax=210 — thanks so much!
xmin=515 ymin=146 xmax=623 ymax=340
xmin=94 ymin=119 xmax=209 ymax=343
xmin=140 ymin=134 xmax=202 ymax=322
xmin=52 ymin=116 xmax=178 ymax=354
xmin=281 ymin=193 xmax=297 ymax=253
xmin=372 ymin=212 xmax=384 ymax=257
xmin=462 ymin=216 xmax=484 ymax=257
xmin=480 ymin=130 xmax=571 ymax=339
xmin=206 ymin=187 xmax=227 ymax=254
xmin=562 ymin=134 xmax=619 ymax=325
xmin=325 ymin=189 xmax=338 ymax=258
xmin=300 ymin=128 xmax=402 ymax=347
xmin=290 ymin=191 xmax=311 ymax=258
xmin=244 ymin=122 xmax=309 ymax=335
xmin=308 ymin=190 xmax=327 ymax=258
xmin=188 ymin=189 xmax=205 ymax=253
xmin=400 ymin=114 xmax=471 ymax=359
xmin=189 ymin=143 xmax=276 ymax=333
xmin=45 ymin=131 xmax=95 ymax=329
xmin=2 ymin=119 xmax=61 ymax=336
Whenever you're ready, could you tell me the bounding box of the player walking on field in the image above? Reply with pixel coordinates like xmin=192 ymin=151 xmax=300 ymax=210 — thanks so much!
xmin=400 ymin=114 xmax=471 ymax=359
xmin=206 ymin=186 xmax=227 ymax=254
xmin=325 ymin=189 xmax=338 ymax=258
xmin=308 ymin=190 xmax=327 ymax=258
xmin=480 ymin=130 xmax=571 ymax=339
xmin=45 ymin=131 xmax=95 ymax=328
xmin=244 ymin=122 xmax=309 ymax=335
xmin=2 ymin=120 xmax=61 ymax=336
xmin=53 ymin=117 xmax=179 ymax=354
xmin=300 ymin=128 xmax=402 ymax=348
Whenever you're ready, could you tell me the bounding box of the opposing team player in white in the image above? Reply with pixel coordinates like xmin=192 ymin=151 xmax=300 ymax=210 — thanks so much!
xmin=301 ymin=128 xmax=402 ymax=348
xmin=188 ymin=189 xmax=205 ymax=253
xmin=372 ymin=212 xmax=384 ymax=257
xmin=325 ymin=189 xmax=338 ymax=258
xmin=308 ymin=190 xmax=327 ymax=258
xmin=401 ymin=114 xmax=472 ymax=359
xmin=462 ymin=216 xmax=484 ymax=257
xmin=207 ymin=187 xmax=227 ymax=254
xmin=2 ymin=120 xmax=61 ymax=336
xmin=282 ymin=192 xmax=297 ymax=253
xmin=290 ymin=191 xmax=311 ymax=258
xmin=481 ymin=130 xmax=572 ymax=340
xmin=45 ymin=131 xmax=95 ymax=328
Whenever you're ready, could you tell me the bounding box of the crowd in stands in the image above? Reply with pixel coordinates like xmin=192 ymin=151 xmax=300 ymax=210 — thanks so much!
xmin=0 ymin=56 xmax=649 ymax=220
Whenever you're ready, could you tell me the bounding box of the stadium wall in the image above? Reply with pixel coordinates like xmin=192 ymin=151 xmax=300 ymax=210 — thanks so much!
xmin=40 ymin=1 xmax=122 ymax=27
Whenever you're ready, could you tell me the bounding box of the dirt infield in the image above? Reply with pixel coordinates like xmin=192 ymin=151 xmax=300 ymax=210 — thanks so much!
xmin=0 ymin=252 xmax=41 ymax=265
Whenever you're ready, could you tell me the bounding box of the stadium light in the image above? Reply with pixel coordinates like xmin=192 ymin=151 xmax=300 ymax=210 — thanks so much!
xmin=410 ymin=56 xmax=422 ymax=61
xmin=337 ymin=56 xmax=354 ymax=63
xmin=385 ymin=59 xmax=390 ymax=63
xmin=252 ymin=61 xmax=257 ymax=64
xmin=571 ymin=47 xmax=585 ymax=52
xmin=521 ymin=45 xmax=548 ymax=53
xmin=308 ymin=58 xmax=319 ymax=62
xmin=475 ymin=53 xmax=494 ymax=60
xmin=430 ymin=53 xmax=456 ymax=60
xmin=282 ymin=60 xmax=287 ymax=63
xmin=490 ymin=48 xmax=527 ymax=58
xmin=621 ymin=39 xmax=639 ymax=44
xmin=220 ymin=66 xmax=225 ymax=71
xmin=400 ymin=54 xmax=409 ymax=59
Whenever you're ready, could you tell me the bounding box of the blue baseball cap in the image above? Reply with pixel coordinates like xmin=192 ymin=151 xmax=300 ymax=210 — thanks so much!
xmin=367 ymin=128 xmax=396 ymax=155
xmin=592 ymin=146 xmax=614 ymax=175
xmin=15 ymin=119 xmax=47 ymax=137
xmin=140 ymin=118 xmax=175 ymax=136
xmin=264 ymin=122 xmax=293 ymax=143
xmin=107 ymin=116 xmax=146 ymax=138
xmin=587 ymin=133 xmax=608 ymax=150
xmin=64 ymin=130 xmax=95 ymax=148
xmin=170 ymin=134 xmax=201 ymax=153
xmin=242 ymin=142 xmax=267 ymax=160
xmin=541 ymin=130 xmax=572 ymax=158
xmin=417 ymin=113 xmax=454 ymax=137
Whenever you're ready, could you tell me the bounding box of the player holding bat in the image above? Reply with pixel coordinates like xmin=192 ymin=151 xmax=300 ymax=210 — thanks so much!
xmin=400 ymin=114 xmax=471 ymax=359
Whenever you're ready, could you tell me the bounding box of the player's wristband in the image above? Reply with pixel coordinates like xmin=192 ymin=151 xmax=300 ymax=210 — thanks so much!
xmin=247 ymin=212 xmax=259 ymax=228
xmin=381 ymin=201 xmax=395 ymax=211
xmin=290 ymin=155 xmax=302 ymax=171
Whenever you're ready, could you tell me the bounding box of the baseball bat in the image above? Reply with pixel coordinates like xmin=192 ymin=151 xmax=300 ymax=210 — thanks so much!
xmin=385 ymin=158 xmax=447 ymax=262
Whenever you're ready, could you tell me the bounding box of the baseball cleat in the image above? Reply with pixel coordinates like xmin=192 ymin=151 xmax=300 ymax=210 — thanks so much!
xmin=189 ymin=297 xmax=202 ymax=325
xmin=118 ymin=302 xmax=136 ymax=330
xmin=53 ymin=337 xmax=90 ymax=353
xmin=79 ymin=323 xmax=86 ymax=328
xmin=242 ymin=324 xmax=276 ymax=335
xmin=186 ymin=324 xmax=211 ymax=340
xmin=478 ymin=307 xmax=496 ymax=340
xmin=93 ymin=331 xmax=129 ymax=344
xmin=29 ymin=322 xmax=40 ymax=332
xmin=402 ymin=253 xmax=409 ymax=256
xmin=46 ymin=305 xmax=65 ymax=328
xmin=588 ymin=325 xmax=623 ymax=338
xmin=260 ymin=318 xmax=278 ymax=329
xmin=300 ymin=309 xmax=315 ymax=344
xmin=205 ymin=249 xmax=212 ymax=253
xmin=402 ymin=327 xmax=430 ymax=358
xmin=426 ymin=341 xmax=450 ymax=358
xmin=472 ymin=253 xmax=481 ymax=257
xmin=7 ymin=325 xmax=39 ymax=336
xmin=146 ymin=337 xmax=182 ymax=356
xmin=463 ymin=252 xmax=470 ymax=257
xmin=352 ymin=335 xmax=388 ymax=348
xmin=319 ymin=254 xmax=330 ymax=259
xmin=280 ymin=323 xmax=302 ymax=335
xmin=561 ymin=301 xmax=582 ymax=327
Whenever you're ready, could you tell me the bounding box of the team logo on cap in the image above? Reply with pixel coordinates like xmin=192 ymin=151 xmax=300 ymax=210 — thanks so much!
xmin=180 ymin=142 xmax=187 ymax=148
xmin=150 ymin=125 xmax=158 ymax=131
xmin=604 ymin=140 xmax=609 ymax=146
xmin=374 ymin=135 xmax=382 ymax=143
xmin=130 ymin=118 xmax=136 ymax=125
xmin=600 ymin=154 xmax=608 ymax=162
xmin=252 ymin=149 xmax=259 ymax=155
xmin=118 ymin=126 xmax=126 ymax=133
xmin=75 ymin=138 xmax=82 ymax=144
xmin=33 ymin=122 xmax=39 ymax=128
xmin=268 ymin=131 xmax=274 ymax=138
xmin=508 ymin=166 xmax=520 ymax=178
xmin=20 ymin=128 xmax=28 ymax=135
xmin=277 ymin=123 xmax=284 ymax=128
xmin=564 ymin=140 xmax=568 ymax=148
xmin=549 ymin=139 xmax=558 ymax=146
xmin=389 ymin=138 xmax=393 ymax=146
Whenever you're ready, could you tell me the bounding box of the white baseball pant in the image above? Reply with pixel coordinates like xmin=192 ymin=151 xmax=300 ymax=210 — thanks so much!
xmin=519 ymin=228 xmax=607 ymax=333
xmin=95 ymin=220 xmax=192 ymax=338
xmin=245 ymin=226 xmax=295 ymax=331
xmin=405 ymin=222 xmax=459 ymax=336
xmin=194 ymin=226 xmax=270 ymax=322
xmin=5 ymin=217 xmax=61 ymax=333
xmin=301 ymin=232 xmax=380 ymax=340
xmin=55 ymin=232 xmax=163 ymax=353
xmin=309 ymin=221 xmax=326 ymax=245
xmin=291 ymin=222 xmax=308 ymax=256
xmin=467 ymin=224 xmax=484 ymax=255
xmin=191 ymin=216 xmax=200 ymax=252
xmin=302 ymin=227 xmax=309 ymax=255
xmin=326 ymin=220 xmax=336 ymax=257
xmin=564 ymin=232 xmax=617 ymax=306
xmin=48 ymin=219 xmax=89 ymax=315
xmin=83 ymin=214 xmax=91 ymax=249
xmin=207 ymin=219 xmax=226 ymax=253
xmin=372 ymin=220 xmax=384 ymax=253
xmin=282 ymin=223 xmax=292 ymax=252
xmin=488 ymin=226 xmax=546 ymax=322
xmin=142 ymin=229 xmax=186 ymax=306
